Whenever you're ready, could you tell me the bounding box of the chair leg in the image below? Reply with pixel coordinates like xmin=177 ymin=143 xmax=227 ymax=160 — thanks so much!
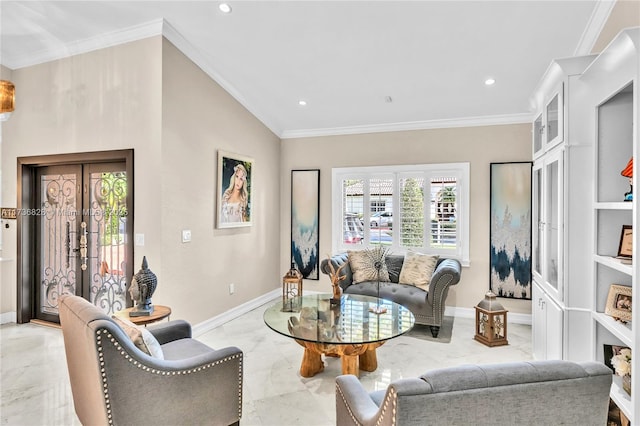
xmin=430 ymin=326 xmax=440 ymax=338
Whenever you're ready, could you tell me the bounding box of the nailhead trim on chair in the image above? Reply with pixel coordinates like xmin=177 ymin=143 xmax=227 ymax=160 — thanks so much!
xmin=336 ymin=383 xmax=397 ymax=426
xmin=96 ymin=329 xmax=244 ymax=425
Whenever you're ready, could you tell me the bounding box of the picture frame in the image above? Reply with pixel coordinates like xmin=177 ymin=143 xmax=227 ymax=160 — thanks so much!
xmin=216 ymin=150 xmax=254 ymax=228
xmin=605 ymin=284 xmax=632 ymax=322
xmin=489 ymin=162 xmax=533 ymax=299
xmin=291 ymin=169 xmax=320 ymax=280
xmin=617 ymin=225 xmax=632 ymax=258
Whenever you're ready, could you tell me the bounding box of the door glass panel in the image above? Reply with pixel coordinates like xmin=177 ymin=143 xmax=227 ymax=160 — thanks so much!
xmin=40 ymin=173 xmax=78 ymax=315
xmin=545 ymin=160 xmax=559 ymax=289
xmin=88 ymin=171 xmax=128 ymax=314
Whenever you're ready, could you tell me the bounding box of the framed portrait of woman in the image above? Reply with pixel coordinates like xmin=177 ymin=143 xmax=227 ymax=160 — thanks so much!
xmin=216 ymin=150 xmax=254 ymax=228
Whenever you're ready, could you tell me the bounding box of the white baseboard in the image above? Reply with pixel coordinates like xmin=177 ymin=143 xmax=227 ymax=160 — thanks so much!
xmin=0 ymin=311 xmax=17 ymax=324
xmin=0 ymin=297 xmax=531 ymax=329
xmin=445 ymin=306 xmax=531 ymax=325
xmin=192 ymin=289 xmax=280 ymax=337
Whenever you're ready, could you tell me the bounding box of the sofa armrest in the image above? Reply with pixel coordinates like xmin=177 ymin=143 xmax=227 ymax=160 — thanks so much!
xmin=320 ymin=253 xmax=353 ymax=290
xmin=428 ymin=258 xmax=461 ymax=304
xmin=336 ymin=375 xmax=381 ymax=426
xmin=147 ymin=319 xmax=192 ymax=344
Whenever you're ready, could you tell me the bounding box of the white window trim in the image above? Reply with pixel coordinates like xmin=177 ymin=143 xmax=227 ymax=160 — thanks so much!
xmin=332 ymin=163 xmax=470 ymax=267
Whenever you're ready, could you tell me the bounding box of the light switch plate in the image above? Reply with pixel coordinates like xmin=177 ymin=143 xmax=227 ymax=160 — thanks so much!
xmin=182 ymin=229 xmax=191 ymax=243
xmin=135 ymin=233 xmax=144 ymax=246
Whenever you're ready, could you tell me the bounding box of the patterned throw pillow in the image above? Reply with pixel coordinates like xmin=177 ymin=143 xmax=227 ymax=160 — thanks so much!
xmin=399 ymin=251 xmax=440 ymax=290
xmin=348 ymin=249 xmax=391 ymax=284
xmin=112 ymin=316 xmax=165 ymax=359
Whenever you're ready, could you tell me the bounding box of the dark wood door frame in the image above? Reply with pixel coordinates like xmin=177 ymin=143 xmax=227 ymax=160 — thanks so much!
xmin=17 ymin=149 xmax=134 ymax=324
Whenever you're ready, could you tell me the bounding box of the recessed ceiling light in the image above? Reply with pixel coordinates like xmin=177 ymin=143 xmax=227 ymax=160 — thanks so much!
xmin=219 ymin=3 xmax=232 ymax=13
xmin=298 ymin=100 xmax=307 ymax=106
xmin=485 ymin=78 xmax=496 ymax=86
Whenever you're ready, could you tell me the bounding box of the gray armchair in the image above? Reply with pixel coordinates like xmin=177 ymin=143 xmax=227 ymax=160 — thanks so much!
xmin=336 ymin=360 xmax=612 ymax=426
xmin=59 ymin=294 xmax=243 ymax=426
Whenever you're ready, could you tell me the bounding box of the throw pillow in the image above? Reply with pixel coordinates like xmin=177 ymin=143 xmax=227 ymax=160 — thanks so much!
xmin=112 ymin=316 xmax=165 ymax=359
xmin=348 ymin=249 xmax=391 ymax=284
xmin=399 ymin=251 xmax=440 ymax=290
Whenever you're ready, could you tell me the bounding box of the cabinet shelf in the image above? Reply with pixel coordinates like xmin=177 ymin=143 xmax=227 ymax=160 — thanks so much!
xmin=594 ymin=202 xmax=633 ymax=210
xmin=593 ymin=311 xmax=632 ymax=347
xmin=611 ymin=375 xmax=633 ymax=422
xmin=593 ymin=255 xmax=632 ymax=275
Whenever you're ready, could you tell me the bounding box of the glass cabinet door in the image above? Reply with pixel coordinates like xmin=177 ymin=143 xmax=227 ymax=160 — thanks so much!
xmin=533 ymin=114 xmax=543 ymax=157
xmin=544 ymin=151 xmax=563 ymax=299
xmin=544 ymin=84 xmax=563 ymax=149
xmin=532 ymin=164 xmax=543 ymax=281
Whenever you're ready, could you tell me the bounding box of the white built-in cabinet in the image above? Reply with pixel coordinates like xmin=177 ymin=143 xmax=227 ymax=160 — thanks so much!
xmin=532 ymin=281 xmax=563 ymax=360
xmin=580 ymin=28 xmax=639 ymax=422
xmin=530 ymin=54 xmax=596 ymax=363
xmin=531 ymin=27 xmax=639 ymax=421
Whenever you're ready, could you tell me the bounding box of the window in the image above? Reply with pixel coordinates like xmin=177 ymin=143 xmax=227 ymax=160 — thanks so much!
xmin=333 ymin=163 xmax=470 ymax=266
xmin=370 ymin=201 xmax=386 ymax=212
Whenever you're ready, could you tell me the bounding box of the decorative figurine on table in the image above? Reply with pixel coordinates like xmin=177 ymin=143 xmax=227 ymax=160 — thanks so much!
xmin=128 ymin=256 xmax=157 ymax=316
xmin=621 ymin=157 xmax=633 ymax=202
xmin=325 ymin=255 xmax=347 ymax=305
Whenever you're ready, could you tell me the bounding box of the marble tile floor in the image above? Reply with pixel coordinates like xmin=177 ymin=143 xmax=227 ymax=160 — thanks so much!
xmin=1 ymin=299 xmax=532 ymax=426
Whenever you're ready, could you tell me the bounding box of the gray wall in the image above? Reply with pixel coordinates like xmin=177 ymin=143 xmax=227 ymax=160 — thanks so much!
xmin=0 ymin=37 xmax=281 ymax=324
xmin=280 ymin=124 xmax=533 ymax=315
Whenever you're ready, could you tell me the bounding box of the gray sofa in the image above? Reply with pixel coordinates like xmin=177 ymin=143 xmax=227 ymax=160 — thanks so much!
xmin=320 ymin=253 xmax=461 ymax=337
xmin=59 ymin=294 xmax=243 ymax=426
xmin=336 ymin=360 xmax=612 ymax=426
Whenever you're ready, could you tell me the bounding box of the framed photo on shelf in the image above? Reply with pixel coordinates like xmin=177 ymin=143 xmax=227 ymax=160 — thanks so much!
xmin=605 ymin=284 xmax=632 ymax=323
xmin=617 ymin=225 xmax=632 ymax=258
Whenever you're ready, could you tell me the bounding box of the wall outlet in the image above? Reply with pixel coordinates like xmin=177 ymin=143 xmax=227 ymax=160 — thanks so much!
xmin=229 ymin=283 xmax=235 ymax=294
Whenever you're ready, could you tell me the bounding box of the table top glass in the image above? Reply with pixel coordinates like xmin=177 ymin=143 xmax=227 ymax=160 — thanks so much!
xmin=263 ymin=294 xmax=415 ymax=345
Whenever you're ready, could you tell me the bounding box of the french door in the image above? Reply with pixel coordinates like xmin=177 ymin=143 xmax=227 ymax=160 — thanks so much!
xmin=18 ymin=151 xmax=134 ymax=324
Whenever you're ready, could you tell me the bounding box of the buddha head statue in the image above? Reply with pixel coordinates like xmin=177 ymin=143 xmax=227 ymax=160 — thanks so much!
xmin=128 ymin=256 xmax=157 ymax=315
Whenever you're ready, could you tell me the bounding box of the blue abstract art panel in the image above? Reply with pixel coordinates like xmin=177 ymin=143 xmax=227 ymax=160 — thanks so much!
xmin=490 ymin=162 xmax=532 ymax=299
xmin=291 ymin=169 xmax=320 ymax=280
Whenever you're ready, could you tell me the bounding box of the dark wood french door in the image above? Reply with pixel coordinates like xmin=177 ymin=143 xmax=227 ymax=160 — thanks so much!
xmin=17 ymin=151 xmax=134 ymax=324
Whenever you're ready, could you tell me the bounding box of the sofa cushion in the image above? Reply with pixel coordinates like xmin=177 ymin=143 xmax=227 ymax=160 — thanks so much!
xmin=345 ymin=282 xmax=428 ymax=314
xmin=112 ymin=316 xmax=164 ymax=359
xmin=348 ymin=250 xmax=391 ymax=284
xmin=161 ymin=338 xmax=216 ymax=360
xmin=399 ymin=251 xmax=439 ymax=290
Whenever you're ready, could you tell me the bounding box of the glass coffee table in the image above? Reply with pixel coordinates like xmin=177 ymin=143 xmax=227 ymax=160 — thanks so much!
xmin=264 ymin=293 xmax=415 ymax=377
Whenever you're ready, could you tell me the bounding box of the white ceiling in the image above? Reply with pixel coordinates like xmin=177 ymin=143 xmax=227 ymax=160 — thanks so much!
xmin=0 ymin=1 xmax=613 ymax=138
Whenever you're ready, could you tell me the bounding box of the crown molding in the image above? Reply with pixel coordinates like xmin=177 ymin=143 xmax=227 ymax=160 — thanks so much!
xmin=280 ymin=113 xmax=533 ymax=139
xmin=573 ymin=0 xmax=617 ymax=56
xmin=160 ymin=20 xmax=283 ymax=137
xmin=4 ymin=19 xmax=164 ymax=70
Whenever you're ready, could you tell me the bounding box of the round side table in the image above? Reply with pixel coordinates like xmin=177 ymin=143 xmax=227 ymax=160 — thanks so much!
xmin=114 ymin=305 xmax=171 ymax=326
